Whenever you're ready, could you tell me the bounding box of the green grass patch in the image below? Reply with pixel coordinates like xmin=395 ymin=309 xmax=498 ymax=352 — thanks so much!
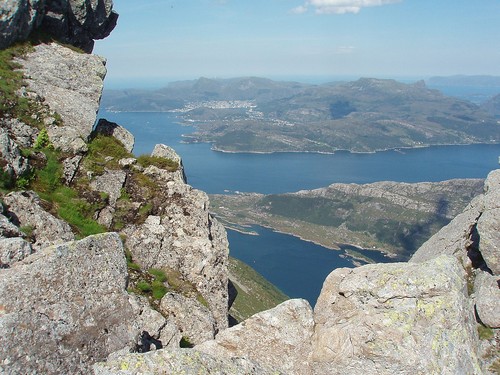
xmin=137 ymin=154 xmax=179 ymax=171
xmin=151 ymin=280 xmax=168 ymax=300
xmin=30 ymin=148 xmax=106 ymax=237
xmin=149 ymin=268 xmax=168 ymax=282
xmin=228 ymin=256 xmax=288 ymax=323
xmin=84 ymin=134 xmax=133 ymax=174
xmin=125 ymin=249 xmax=141 ymax=271
xmin=179 ymin=336 xmax=194 ymax=348
xmin=478 ymin=324 xmax=494 ymax=340
xmin=0 ymin=42 xmax=61 ymax=129
xmin=137 ymin=280 xmax=152 ymax=293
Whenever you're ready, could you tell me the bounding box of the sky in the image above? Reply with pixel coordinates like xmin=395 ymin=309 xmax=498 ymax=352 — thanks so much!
xmin=93 ymin=0 xmax=500 ymax=88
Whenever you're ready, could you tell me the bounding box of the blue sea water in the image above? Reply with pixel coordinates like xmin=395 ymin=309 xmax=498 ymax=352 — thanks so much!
xmin=98 ymin=109 xmax=500 ymax=305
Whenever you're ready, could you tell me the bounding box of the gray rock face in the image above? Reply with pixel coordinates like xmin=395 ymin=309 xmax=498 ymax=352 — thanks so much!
xmin=90 ymin=169 xmax=126 ymax=206
xmin=93 ymin=348 xmax=276 ymax=375
xmin=127 ymin=294 xmax=181 ymax=351
xmin=62 ymin=154 xmax=83 ymax=184
xmin=3 ymin=190 xmax=74 ymax=250
xmin=0 ymin=233 xmax=138 ymax=374
xmin=42 ymin=0 xmax=118 ymax=52
xmin=1 ymin=118 xmax=38 ymax=148
xmin=16 ymin=43 xmax=107 ymax=153
xmin=0 ymin=128 xmax=30 ymax=178
xmin=0 ymin=0 xmax=44 ymax=49
xmin=0 ymin=0 xmax=117 ymax=52
xmin=159 ymin=292 xmax=216 ymax=345
xmin=474 ymin=270 xmax=500 ymax=328
xmin=151 ymin=143 xmax=187 ymax=183
xmin=477 ymin=208 xmax=500 ymax=275
xmin=196 ymin=299 xmax=315 ymax=374
xmin=0 ymin=237 xmax=33 ymax=267
xmin=94 ymin=119 xmax=135 ymax=153
xmin=412 ymin=169 xmax=500 ymax=341
xmin=312 ymin=255 xmax=481 ymax=375
xmin=122 ymin=168 xmax=229 ymax=333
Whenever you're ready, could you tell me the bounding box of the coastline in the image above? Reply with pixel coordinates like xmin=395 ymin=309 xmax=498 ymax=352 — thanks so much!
xmin=219 ymin=216 xmax=399 ymax=265
xmin=100 ymin=109 xmax=500 ymax=156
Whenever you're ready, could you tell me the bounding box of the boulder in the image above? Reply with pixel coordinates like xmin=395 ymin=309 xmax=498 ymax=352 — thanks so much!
xmin=89 ymin=169 xmax=126 ymax=206
xmin=311 ymin=255 xmax=481 ymax=375
xmin=3 ymin=190 xmax=74 ymax=250
xmin=476 ymin=208 xmax=500 ymax=275
xmin=127 ymin=294 xmax=181 ymax=351
xmin=474 ymin=270 xmax=500 ymax=328
xmin=0 ymin=237 xmax=33 ymax=267
xmin=93 ymin=348 xmax=276 ymax=375
xmin=159 ymin=292 xmax=217 ymax=345
xmin=1 ymin=118 xmax=38 ymax=148
xmin=94 ymin=119 xmax=135 ymax=153
xmin=62 ymin=154 xmax=83 ymax=184
xmin=412 ymin=169 xmax=500 ymax=274
xmin=151 ymin=143 xmax=187 ymax=183
xmin=0 ymin=233 xmax=138 ymax=374
xmin=0 ymin=0 xmax=117 ymax=52
xmin=0 ymin=213 xmax=22 ymax=238
xmin=16 ymin=42 xmax=107 ymax=153
xmin=0 ymin=0 xmax=44 ymax=49
xmin=41 ymin=0 xmax=118 ymax=52
xmin=196 ymin=299 xmax=315 ymax=375
xmin=0 ymin=128 xmax=30 ymax=178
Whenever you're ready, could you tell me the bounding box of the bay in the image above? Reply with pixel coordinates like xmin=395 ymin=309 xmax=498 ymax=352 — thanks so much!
xmin=227 ymin=226 xmax=401 ymax=305
xmin=99 ymin=110 xmax=500 ymax=195
xmin=98 ymin=109 xmax=500 ymax=305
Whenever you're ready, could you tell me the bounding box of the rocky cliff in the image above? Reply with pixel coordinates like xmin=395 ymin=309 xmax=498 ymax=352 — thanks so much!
xmin=0 ymin=1 xmax=498 ymax=374
xmin=96 ymin=173 xmax=500 ymax=375
xmin=0 ymin=0 xmax=118 ymax=52
xmin=0 ymin=1 xmax=230 ymax=373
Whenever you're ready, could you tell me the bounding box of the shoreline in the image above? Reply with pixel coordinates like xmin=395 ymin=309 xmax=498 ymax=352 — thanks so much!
xmin=99 ymin=110 xmax=499 ymax=156
xmin=220 ymin=217 xmax=400 ymax=263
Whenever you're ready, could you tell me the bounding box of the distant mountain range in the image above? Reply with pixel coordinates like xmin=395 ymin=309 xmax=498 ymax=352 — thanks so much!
xmin=426 ymin=75 xmax=500 ymax=87
xmin=102 ymin=76 xmax=500 ymax=153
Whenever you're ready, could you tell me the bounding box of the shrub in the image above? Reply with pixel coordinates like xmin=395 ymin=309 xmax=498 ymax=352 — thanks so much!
xmin=34 ymin=129 xmax=51 ymax=149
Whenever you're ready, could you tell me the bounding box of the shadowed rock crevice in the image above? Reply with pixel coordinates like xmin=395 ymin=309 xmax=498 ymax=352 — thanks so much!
xmin=466 ymin=214 xmax=493 ymax=274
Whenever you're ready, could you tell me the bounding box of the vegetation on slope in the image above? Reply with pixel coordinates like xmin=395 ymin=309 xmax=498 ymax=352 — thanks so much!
xmin=210 ymin=179 xmax=484 ymax=260
xmin=228 ymin=256 xmax=288 ymax=323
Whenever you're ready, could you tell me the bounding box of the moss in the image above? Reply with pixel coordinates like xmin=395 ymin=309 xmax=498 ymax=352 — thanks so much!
xmin=477 ymin=324 xmax=494 ymax=340
xmin=137 ymin=154 xmax=179 ymax=171
xmin=136 ymin=280 xmax=152 ymax=293
xmin=151 ymin=280 xmax=168 ymax=300
xmin=29 ymin=148 xmax=106 ymax=237
xmin=179 ymin=336 xmax=194 ymax=348
xmin=149 ymin=268 xmax=167 ymax=282
xmin=84 ymin=134 xmax=133 ymax=174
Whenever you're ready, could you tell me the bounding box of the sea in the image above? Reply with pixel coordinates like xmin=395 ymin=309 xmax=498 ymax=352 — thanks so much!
xmin=98 ymin=108 xmax=500 ymax=305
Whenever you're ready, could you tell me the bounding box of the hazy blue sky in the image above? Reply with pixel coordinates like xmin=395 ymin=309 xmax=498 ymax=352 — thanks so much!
xmin=94 ymin=0 xmax=500 ymax=88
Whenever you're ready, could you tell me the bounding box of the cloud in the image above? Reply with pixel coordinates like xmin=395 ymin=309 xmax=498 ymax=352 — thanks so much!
xmin=293 ymin=0 xmax=401 ymax=15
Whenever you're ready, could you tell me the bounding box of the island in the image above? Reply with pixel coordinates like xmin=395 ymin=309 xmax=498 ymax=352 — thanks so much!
xmin=102 ymin=76 xmax=500 ymax=153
